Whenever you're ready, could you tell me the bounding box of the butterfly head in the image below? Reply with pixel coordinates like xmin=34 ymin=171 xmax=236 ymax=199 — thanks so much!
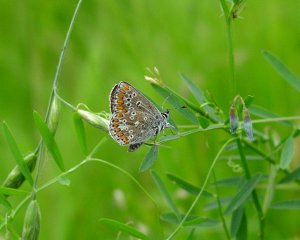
xmin=161 ymin=109 xmax=175 ymax=129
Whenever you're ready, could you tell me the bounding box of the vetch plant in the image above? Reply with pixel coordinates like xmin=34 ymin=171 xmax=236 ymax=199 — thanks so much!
xmin=1 ymin=0 xmax=300 ymax=239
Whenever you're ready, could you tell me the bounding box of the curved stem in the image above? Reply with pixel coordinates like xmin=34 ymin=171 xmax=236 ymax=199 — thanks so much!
xmin=166 ymin=137 xmax=237 ymax=239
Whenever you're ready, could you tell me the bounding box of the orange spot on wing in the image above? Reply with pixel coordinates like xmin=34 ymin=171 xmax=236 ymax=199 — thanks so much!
xmin=117 ymin=113 xmax=123 ymax=118
xmin=117 ymin=100 xmax=124 ymax=104
xmin=117 ymin=106 xmax=124 ymax=110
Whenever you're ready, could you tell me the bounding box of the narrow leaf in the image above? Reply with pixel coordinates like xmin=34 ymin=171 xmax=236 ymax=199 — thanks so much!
xmin=212 ymin=176 xmax=242 ymax=187
xmin=279 ymin=166 xmax=300 ymax=183
xmin=263 ymin=50 xmax=300 ymax=92
xmin=231 ymin=205 xmax=244 ymax=238
xmin=180 ymin=73 xmax=221 ymax=122
xmin=0 ymin=187 xmax=29 ymax=196
xmin=225 ymin=174 xmax=262 ymax=214
xmin=99 ymin=218 xmax=150 ymax=240
xmin=2 ymin=122 xmax=34 ymax=186
xmin=249 ymin=105 xmax=291 ymax=126
xmin=73 ymin=112 xmax=87 ymax=155
xmin=0 ymin=194 xmax=12 ymax=209
xmin=151 ymin=83 xmax=199 ymax=124
xmin=139 ymin=145 xmax=159 ymax=172
xmin=204 ymin=197 xmax=233 ymax=211
xmin=166 ymin=173 xmax=213 ymax=197
xmin=280 ymin=137 xmax=295 ymax=169
xmin=271 ymin=200 xmax=300 ymax=210
xmin=33 ymin=111 xmax=65 ymax=171
xmin=151 ymin=171 xmax=181 ymax=220
xmin=161 ymin=213 xmax=218 ymax=227
xmin=235 ymin=210 xmax=247 ymax=240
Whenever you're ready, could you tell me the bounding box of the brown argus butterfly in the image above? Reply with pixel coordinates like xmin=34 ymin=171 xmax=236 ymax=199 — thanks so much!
xmin=109 ymin=81 xmax=173 ymax=151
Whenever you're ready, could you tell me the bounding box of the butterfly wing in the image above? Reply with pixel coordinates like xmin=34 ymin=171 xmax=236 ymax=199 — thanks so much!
xmin=109 ymin=81 xmax=163 ymax=145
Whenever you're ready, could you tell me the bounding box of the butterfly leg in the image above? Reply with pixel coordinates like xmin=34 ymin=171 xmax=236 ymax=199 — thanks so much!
xmin=128 ymin=142 xmax=144 ymax=152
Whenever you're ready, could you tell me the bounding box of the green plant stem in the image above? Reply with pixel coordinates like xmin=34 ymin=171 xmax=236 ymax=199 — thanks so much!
xmin=8 ymin=146 xmax=157 ymax=225
xmin=237 ymin=138 xmax=264 ymax=240
xmin=252 ymin=115 xmax=300 ymax=124
xmin=166 ymin=137 xmax=237 ymax=240
xmin=242 ymin=139 xmax=300 ymax=184
xmin=213 ymin=171 xmax=231 ymax=240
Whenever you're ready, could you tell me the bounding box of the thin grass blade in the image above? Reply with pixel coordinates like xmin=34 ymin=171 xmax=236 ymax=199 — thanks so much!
xmin=263 ymin=50 xmax=300 ymax=92
xmin=33 ymin=111 xmax=65 ymax=171
xmin=225 ymin=174 xmax=262 ymax=214
xmin=151 ymin=83 xmax=199 ymax=124
xmin=230 ymin=205 xmax=244 ymax=238
xmin=180 ymin=73 xmax=221 ymax=122
xmin=139 ymin=145 xmax=159 ymax=172
xmin=0 ymin=194 xmax=12 ymax=209
xmin=151 ymin=170 xmax=181 ymax=220
xmin=0 ymin=187 xmax=28 ymax=196
xmin=249 ymin=105 xmax=291 ymax=126
xmin=271 ymin=200 xmax=300 ymax=210
xmin=99 ymin=218 xmax=150 ymax=240
xmin=2 ymin=122 xmax=34 ymax=186
xmin=160 ymin=213 xmax=218 ymax=227
xmin=166 ymin=173 xmax=213 ymax=197
xmin=279 ymin=166 xmax=300 ymax=183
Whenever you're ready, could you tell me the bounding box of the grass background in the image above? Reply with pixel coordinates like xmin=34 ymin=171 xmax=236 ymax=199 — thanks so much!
xmin=1 ymin=0 xmax=300 ymax=239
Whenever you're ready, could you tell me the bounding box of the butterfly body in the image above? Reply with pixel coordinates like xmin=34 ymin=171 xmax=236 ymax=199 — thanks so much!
xmin=109 ymin=81 xmax=171 ymax=151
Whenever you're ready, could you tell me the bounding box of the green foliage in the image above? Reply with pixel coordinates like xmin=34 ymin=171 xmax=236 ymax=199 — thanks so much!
xmin=0 ymin=0 xmax=300 ymax=239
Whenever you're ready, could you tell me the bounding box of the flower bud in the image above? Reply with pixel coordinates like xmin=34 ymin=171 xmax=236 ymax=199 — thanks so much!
xmin=229 ymin=104 xmax=239 ymax=134
xmin=48 ymin=96 xmax=60 ymax=134
xmin=21 ymin=200 xmax=41 ymax=240
xmin=3 ymin=153 xmax=37 ymax=190
xmin=77 ymin=109 xmax=109 ymax=132
xmin=243 ymin=108 xmax=253 ymax=140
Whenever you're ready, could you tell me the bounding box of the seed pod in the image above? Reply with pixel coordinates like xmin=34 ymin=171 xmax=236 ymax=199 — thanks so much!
xmin=21 ymin=200 xmax=41 ymax=240
xmin=3 ymin=153 xmax=37 ymax=190
xmin=48 ymin=96 xmax=60 ymax=134
xmin=229 ymin=104 xmax=239 ymax=134
xmin=243 ymin=108 xmax=254 ymax=140
xmin=77 ymin=109 xmax=109 ymax=132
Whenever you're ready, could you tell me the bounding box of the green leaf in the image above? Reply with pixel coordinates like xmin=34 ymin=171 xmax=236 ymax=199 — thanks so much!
xmin=271 ymin=200 xmax=300 ymax=210
xmin=0 ymin=194 xmax=12 ymax=209
xmin=139 ymin=145 xmax=159 ymax=172
xmin=73 ymin=112 xmax=87 ymax=155
xmin=204 ymin=197 xmax=233 ymax=211
xmin=151 ymin=83 xmax=199 ymax=124
xmin=159 ymin=134 xmax=181 ymax=143
xmin=151 ymin=171 xmax=181 ymax=220
xmin=263 ymin=50 xmax=300 ymax=92
xmin=212 ymin=176 xmax=242 ymax=187
xmin=225 ymin=174 xmax=262 ymax=214
xmin=166 ymin=173 xmax=213 ymax=197
xmin=160 ymin=213 xmax=218 ymax=227
xmin=33 ymin=111 xmax=65 ymax=171
xmin=279 ymin=137 xmax=295 ymax=170
xmin=279 ymin=166 xmax=300 ymax=183
xmin=249 ymin=105 xmax=291 ymax=126
xmin=231 ymin=205 xmax=244 ymax=238
xmin=0 ymin=187 xmax=29 ymax=196
xmin=2 ymin=122 xmax=34 ymax=186
xmin=235 ymin=209 xmax=247 ymax=240
xmin=99 ymin=218 xmax=150 ymax=240
xmin=180 ymin=73 xmax=221 ymax=122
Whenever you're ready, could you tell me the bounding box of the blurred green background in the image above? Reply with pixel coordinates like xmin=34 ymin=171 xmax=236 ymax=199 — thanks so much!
xmin=1 ymin=0 xmax=300 ymax=239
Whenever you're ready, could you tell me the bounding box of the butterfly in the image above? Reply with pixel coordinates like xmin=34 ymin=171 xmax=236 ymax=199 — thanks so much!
xmin=109 ymin=81 xmax=173 ymax=152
